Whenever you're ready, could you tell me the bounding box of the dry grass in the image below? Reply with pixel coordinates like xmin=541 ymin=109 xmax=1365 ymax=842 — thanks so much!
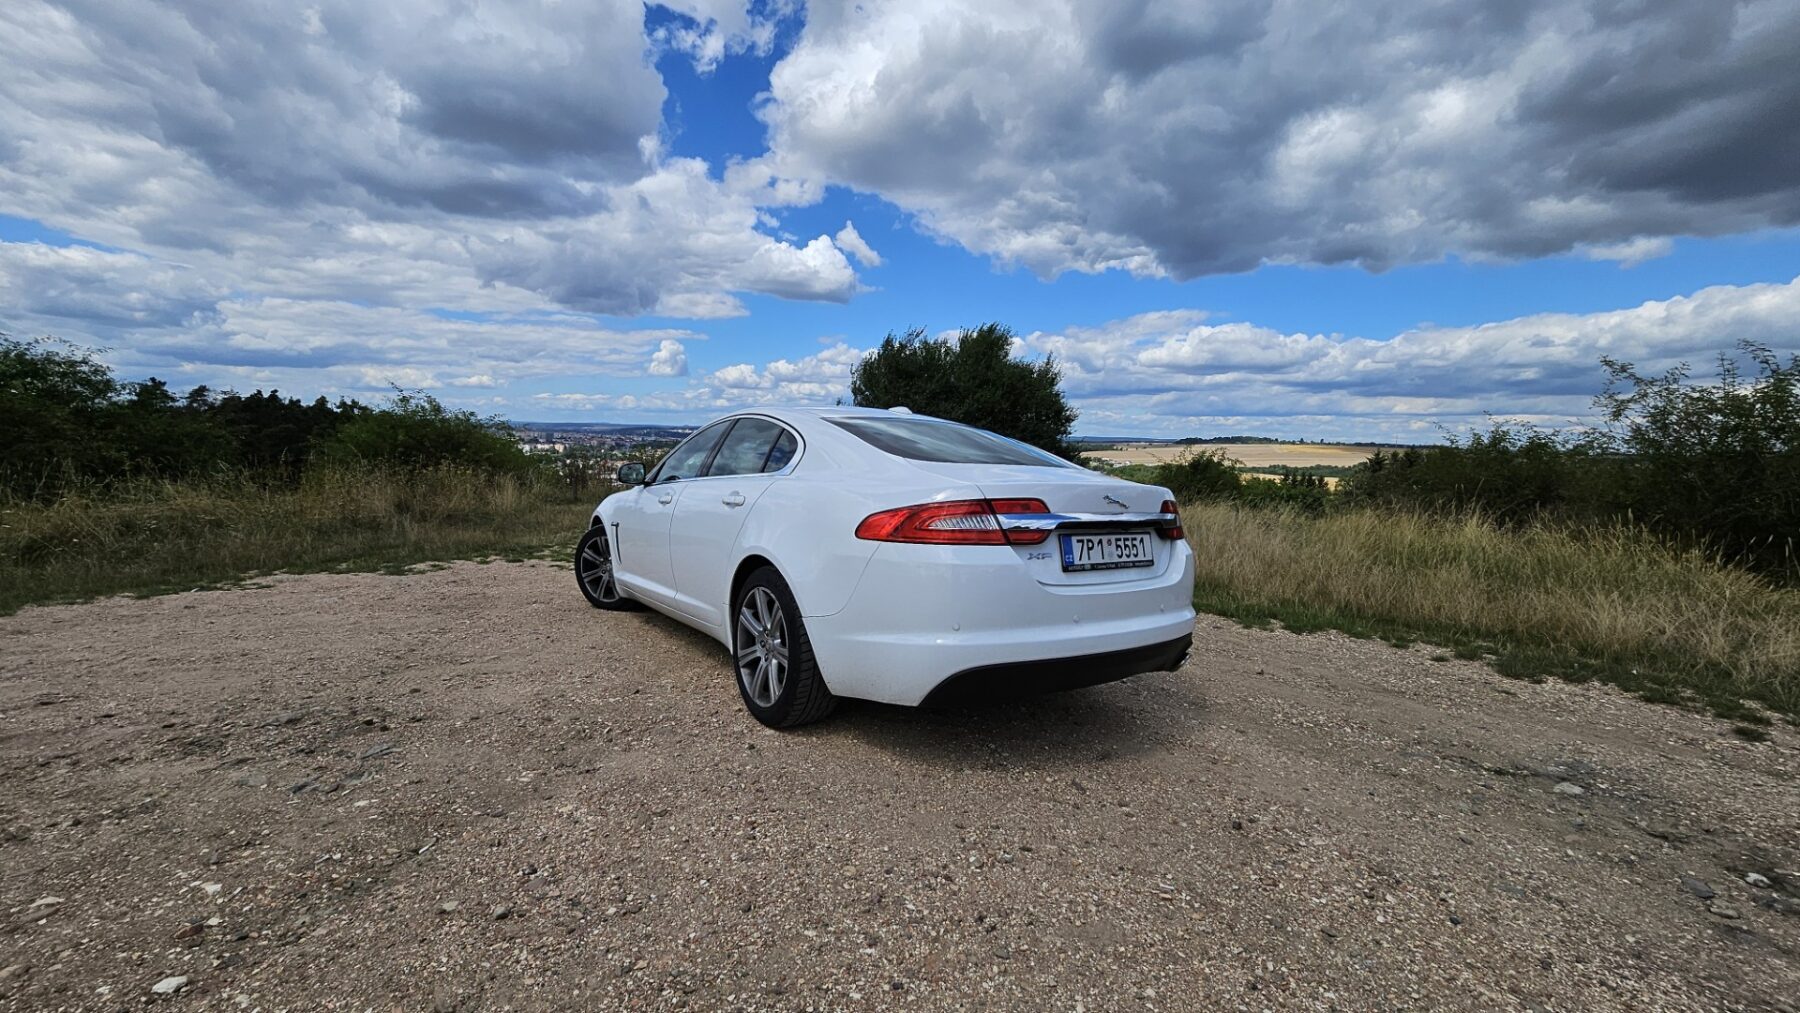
xmin=1184 ymin=501 xmax=1800 ymax=720
xmin=0 ymin=467 xmax=597 ymax=614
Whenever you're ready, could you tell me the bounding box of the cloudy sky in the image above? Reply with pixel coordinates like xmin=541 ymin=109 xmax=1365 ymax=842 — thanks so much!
xmin=2 ymin=0 xmax=1797 ymax=440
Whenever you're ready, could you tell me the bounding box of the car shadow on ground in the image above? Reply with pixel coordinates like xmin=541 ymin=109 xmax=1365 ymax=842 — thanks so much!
xmin=810 ymin=679 xmax=1190 ymax=770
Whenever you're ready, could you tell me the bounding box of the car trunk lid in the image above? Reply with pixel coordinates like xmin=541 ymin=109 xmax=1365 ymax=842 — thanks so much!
xmin=899 ymin=461 xmax=1177 ymax=585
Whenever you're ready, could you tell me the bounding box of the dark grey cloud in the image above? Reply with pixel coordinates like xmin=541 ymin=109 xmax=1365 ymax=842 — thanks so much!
xmin=42 ymin=0 xmax=660 ymax=220
xmin=762 ymin=0 xmax=1800 ymax=278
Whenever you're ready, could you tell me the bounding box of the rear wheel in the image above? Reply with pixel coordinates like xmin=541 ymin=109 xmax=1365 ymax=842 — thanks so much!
xmin=575 ymin=525 xmax=637 ymax=610
xmin=734 ymin=567 xmax=836 ymax=727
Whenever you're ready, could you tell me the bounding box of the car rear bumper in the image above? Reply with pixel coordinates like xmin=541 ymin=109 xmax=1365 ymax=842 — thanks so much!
xmin=803 ymin=541 xmax=1197 ymax=706
xmin=920 ymin=632 xmax=1191 ymax=706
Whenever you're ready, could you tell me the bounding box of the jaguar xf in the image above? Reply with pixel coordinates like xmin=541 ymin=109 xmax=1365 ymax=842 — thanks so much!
xmin=575 ymin=407 xmax=1196 ymax=727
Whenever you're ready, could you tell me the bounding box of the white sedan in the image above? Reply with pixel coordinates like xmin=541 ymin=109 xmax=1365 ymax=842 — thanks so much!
xmin=575 ymin=407 xmax=1196 ymax=727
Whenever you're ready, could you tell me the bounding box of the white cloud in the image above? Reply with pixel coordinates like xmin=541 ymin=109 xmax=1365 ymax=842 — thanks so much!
xmin=648 ymin=338 xmax=689 ymax=377
xmin=1581 ymin=236 xmax=1676 ymax=267
xmin=521 ymin=276 xmax=1800 ymax=439
xmin=833 ymin=221 xmax=882 ymax=268
xmin=650 ymin=1 xmax=797 ymax=73
xmin=545 ymin=342 xmax=868 ymax=415
xmin=0 ymin=242 xmax=705 ymax=399
xmin=1014 ymin=274 xmax=1800 ymax=438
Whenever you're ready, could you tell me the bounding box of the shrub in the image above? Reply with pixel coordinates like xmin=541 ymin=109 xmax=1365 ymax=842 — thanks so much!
xmin=1155 ymin=448 xmax=1243 ymax=502
xmin=1341 ymin=426 xmax=1622 ymax=525
xmin=1593 ymin=342 xmax=1799 ymax=575
xmin=1341 ymin=342 xmax=1799 ymax=578
xmin=311 ymin=390 xmax=540 ymax=477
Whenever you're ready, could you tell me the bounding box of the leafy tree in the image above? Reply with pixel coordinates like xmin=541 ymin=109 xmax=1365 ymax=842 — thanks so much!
xmin=850 ymin=323 xmax=1079 ymax=457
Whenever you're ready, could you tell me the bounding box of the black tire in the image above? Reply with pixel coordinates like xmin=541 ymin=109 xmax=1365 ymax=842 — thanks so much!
xmin=732 ymin=566 xmax=837 ymax=728
xmin=575 ymin=525 xmax=638 ymax=611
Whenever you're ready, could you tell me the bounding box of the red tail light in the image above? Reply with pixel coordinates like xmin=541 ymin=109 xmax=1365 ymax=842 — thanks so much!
xmin=1158 ymin=499 xmax=1183 ymax=540
xmin=856 ymin=498 xmax=1050 ymax=545
xmin=988 ymin=498 xmax=1052 ymax=545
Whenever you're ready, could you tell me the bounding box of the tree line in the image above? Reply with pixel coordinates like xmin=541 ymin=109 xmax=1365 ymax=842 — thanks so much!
xmin=1145 ymin=343 xmax=1798 ymax=580
xmin=2 ymin=336 xmax=538 ymax=499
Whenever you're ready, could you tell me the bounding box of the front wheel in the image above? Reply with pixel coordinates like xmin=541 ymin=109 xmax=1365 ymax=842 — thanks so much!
xmin=733 ymin=567 xmax=836 ymax=728
xmin=575 ymin=524 xmax=637 ymax=611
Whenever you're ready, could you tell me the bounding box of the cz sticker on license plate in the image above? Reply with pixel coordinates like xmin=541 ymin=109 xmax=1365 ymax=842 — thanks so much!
xmin=1059 ymin=531 xmax=1154 ymax=572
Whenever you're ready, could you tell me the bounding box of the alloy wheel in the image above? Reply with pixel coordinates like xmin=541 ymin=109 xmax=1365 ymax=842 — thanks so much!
xmin=735 ymin=586 xmax=789 ymax=707
xmin=577 ymin=529 xmax=620 ymax=604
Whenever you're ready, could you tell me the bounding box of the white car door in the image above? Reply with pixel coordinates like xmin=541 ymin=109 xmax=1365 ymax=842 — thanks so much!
xmin=667 ymin=417 xmax=799 ymax=629
xmin=612 ymin=420 xmax=732 ymax=608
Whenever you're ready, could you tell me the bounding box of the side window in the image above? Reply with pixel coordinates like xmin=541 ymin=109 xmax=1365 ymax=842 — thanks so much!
xmin=653 ymin=421 xmax=731 ymax=482
xmin=706 ymin=418 xmax=787 ymax=477
xmin=763 ymin=430 xmax=798 ymax=473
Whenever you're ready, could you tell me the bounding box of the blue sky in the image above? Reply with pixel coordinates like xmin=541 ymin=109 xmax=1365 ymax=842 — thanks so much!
xmin=2 ymin=1 xmax=1798 ymax=440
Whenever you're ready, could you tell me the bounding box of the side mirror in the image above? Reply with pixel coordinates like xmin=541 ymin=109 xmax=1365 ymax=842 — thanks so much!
xmin=616 ymin=462 xmax=646 ymax=486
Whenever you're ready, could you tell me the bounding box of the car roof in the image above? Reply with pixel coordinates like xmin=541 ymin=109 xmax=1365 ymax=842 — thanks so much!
xmin=732 ymin=405 xmax=945 ymax=424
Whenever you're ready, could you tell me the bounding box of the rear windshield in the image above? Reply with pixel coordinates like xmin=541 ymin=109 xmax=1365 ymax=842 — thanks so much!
xmin=828 ymin=417 xmax=1073 ymax=467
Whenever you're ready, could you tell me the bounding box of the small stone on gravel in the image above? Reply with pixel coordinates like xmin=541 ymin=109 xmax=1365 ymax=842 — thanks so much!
xmin=1681 ymin=876 xmax=1717 ymax=900
xmin=151 ymin=975 xmax=189 ymax=994
xmin=1552 ymin=782 xmax=1585 ymax=796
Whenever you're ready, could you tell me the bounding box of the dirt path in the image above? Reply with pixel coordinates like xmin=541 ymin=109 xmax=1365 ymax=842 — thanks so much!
xmin=1 ymin=561 xmax=1796 ymax=1012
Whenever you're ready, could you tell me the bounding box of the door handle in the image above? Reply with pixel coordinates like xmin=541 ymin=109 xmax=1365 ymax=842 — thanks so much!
xmin=657 ymin=492 xmax=674 ymax=505
xmin=722 ymin=492 xmax=746 ymax=508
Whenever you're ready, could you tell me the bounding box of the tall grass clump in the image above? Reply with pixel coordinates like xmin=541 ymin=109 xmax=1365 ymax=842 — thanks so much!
xmin=1185 ymin=501 xmax=1800 ymax=720
xmin=0 ymin=465 xmax=600 ymax=614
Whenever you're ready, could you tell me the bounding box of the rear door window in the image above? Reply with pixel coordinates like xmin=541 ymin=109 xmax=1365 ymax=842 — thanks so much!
xmin=706 ymin=418 xmax=791 ymax=477
xmin=828 ymin=417 xmax=1071 ymax=467
xmin=763 ymin=430 xmax=798 ymax=472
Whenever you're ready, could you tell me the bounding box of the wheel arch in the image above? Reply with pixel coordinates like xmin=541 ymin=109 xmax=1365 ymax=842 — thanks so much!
xmin=728 ymin=553 xmax=779 ymax=629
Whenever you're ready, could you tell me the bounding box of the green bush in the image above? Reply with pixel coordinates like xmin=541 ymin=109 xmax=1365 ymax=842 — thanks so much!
xmin=1341 ymin=427 xmax=1621 ymax=525
xmin=1594 ymin=343 xmax=1798 ymax=576
xmin=1237 ymin=470 xmax=1332 ymax=515
xmin=1155 ymin=448 xmax=1243 ymax=502
xmin=312 ymin=390 xmax=539 ymax=478
xmin=1341 ymin=342 xmax=1799 ymax=578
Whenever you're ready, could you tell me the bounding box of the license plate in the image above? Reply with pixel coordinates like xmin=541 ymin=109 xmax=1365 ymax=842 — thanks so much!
xmin=1059 ymin=532 xmax=1154 ymax=572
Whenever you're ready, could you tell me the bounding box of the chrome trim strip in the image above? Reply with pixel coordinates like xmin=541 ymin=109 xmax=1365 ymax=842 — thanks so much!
xmin=995 ymin=511 xmax=1178 ymax=531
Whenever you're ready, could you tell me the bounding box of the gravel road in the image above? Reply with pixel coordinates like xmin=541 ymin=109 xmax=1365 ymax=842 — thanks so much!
xmin=2 ymin=561 xmax=1797 ymax=1012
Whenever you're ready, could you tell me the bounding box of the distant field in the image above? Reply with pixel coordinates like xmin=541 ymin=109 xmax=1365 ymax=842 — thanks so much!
xmin=1090 ymin=443 xmax=1401 ymax=469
